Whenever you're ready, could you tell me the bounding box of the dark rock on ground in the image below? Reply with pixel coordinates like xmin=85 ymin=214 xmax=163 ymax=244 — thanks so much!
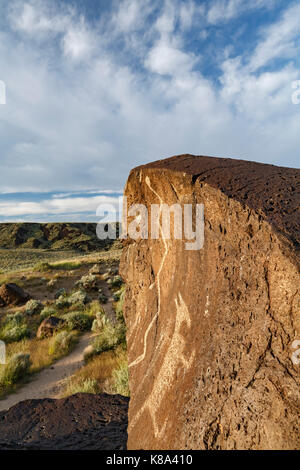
xmin=0 ymin=393 xmax=129 ymax=450
xmin=36 ymin=316 xmax=65 ymax=338
xmin=120 ymin=154 xmax=300 ymax=450
xmin=0 ymin=283 xmax=31 ymax=307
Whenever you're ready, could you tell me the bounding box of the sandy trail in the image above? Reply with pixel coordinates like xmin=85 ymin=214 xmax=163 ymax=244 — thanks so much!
xmin=0 ymin=275 xmax=117 ymax=413
xmin=0 ymin=331 xmax=94 ymax=412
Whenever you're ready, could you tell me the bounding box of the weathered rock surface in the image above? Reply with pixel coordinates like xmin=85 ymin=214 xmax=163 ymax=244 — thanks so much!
xmin=0 ymin=393 xmax=129 ymax=450
xmin=36 ymin=316 xmax=65 ymax=338
xmin=120 ymin=154 xmax=300 ymax=450
xmin=0 ymin=283 xmax=31 ymax=307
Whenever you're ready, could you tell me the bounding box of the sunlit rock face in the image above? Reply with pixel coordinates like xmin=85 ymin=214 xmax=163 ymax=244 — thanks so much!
xmin=120 ymin=154 xmax=300 ymax=450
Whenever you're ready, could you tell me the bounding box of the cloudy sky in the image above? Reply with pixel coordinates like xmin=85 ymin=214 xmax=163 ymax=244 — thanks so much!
xmin=0 ymin=0 xmax=299 ymax=222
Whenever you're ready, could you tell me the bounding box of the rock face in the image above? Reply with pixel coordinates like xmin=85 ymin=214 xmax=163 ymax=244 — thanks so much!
xmin=0 ymin=393 xmax=129 ymax=450
xmin=0 ymin=283 xmax=30 ymax=307
xmin=120 ymin=154 xmax=300 ymax=450
xmin=36 ymin=316 xmax=65 ymax=338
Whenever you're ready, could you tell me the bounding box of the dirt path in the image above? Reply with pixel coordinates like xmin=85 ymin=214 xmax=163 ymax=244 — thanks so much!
xmin=0 ymin=331 xmax=94 ymax=412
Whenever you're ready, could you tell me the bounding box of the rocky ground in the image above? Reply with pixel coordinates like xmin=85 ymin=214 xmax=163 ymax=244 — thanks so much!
xmin=0 ymin=244 xmax=128 ymax=449
xmin=0 ymin=393 xmax=129 ymax=450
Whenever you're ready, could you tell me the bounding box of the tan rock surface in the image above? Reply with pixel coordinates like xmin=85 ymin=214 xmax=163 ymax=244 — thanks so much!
xmin=120 ymin=154 xmax=300 ymax=450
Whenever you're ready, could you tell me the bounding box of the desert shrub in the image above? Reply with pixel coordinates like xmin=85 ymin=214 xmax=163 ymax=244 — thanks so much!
xmin=110 ymin=361 xmax=130 ymax=397
xmin=54 ymin=288 xmax=67 ymax=299
xmin=0 ymin=313 xmax=30 ymax=343
xmin=68 ymin=290 xmax=89 ymax=306
xmin=33 ymin=262 xmax=52 ymax=272
xmin=63 ymin=311 xmax=93 ymax=331
xmin=50 ymin=261 xmax=82 ymax=271
xmin=87 ymin=300 xmax=102 ymax=316
xmin=25 ymin=299 xmax=43 ymax=316
xmin=79 ymin=274 xmax=97 ymax=290
xmin=98 ymin=293 xmax=108 ymax=304
xmin=34 ymin=261 xmax=82 ymax=272
xmin=40 ymin=305 xmax=57 ymax=320
xmin=55 ymin=295 xmax=70 ymax=309
xmin=89 ymin=264 xmax=101 ymax=274
xmin=91 ymin=309 xmax=109 ymax=333
xmin=47 ymin=278 xmax=57 ymax=288
xmin=92 ymin=319 xmax=126 ymax=356
xmin=101 ymin=272 xmax=110 ymax=281
xmin=115 ymin=286 xmax=126 ymax=322
xmin=0 ymin=353 xmax=31 ymax=387
xmin=111 ymin=275 xmax=123 ymax=288
xmin=64 ymin=378 xmax=99 ymax=395
xmin=48 ymin=331 xmax=77 ymax=356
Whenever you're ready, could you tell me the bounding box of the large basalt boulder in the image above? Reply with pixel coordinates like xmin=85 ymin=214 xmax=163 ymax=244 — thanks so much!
xmin=0 ymin=283 xmax=30 ymax=307
xmin=37 ymin=316 xmax=65 ymax=338
xmin=120 ymin=154 xmax=300 ymax=450
xmin=0 ymin=393 xmax=129 ymax=450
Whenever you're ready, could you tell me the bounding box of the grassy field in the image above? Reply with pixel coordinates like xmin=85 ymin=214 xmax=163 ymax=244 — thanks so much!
xmin=0 ymin=244 xmax=128 ymax=401
xmin=0 ymin=240 xmax=122 ymax=273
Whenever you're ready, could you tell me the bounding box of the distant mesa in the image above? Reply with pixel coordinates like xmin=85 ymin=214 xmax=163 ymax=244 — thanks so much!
xmin=0 ymin=223 xmax=117 ymax=252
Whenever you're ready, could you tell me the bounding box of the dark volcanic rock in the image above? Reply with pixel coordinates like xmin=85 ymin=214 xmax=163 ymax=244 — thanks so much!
xmin=120 ymin=154 xmax=300 ymax=450
xmin=36 ymin=316 xmax=65 ymax=338
xmin=0 ymin=283 xmax=31 ymax=307
xmin=0 ymin=393 xmax=129 ymax=450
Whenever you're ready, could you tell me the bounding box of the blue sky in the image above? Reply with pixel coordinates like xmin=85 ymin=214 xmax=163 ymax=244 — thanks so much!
xmin=0 ymin=0 xmax=299 ymax=222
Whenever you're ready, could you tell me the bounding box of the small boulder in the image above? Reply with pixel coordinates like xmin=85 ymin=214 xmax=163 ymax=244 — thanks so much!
xmin=0 ymin=283 xmax=31 ymax=307
xmin=37 ymin=316 xmax=65 ymax=339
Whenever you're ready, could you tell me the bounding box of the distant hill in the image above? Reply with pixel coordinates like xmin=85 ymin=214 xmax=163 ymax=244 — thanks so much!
xmin=0 ymin=223 xmax=118 ymax=252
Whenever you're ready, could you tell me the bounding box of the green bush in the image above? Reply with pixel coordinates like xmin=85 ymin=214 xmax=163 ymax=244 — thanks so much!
xmin=40 ymin=305 xmax=57 ymax=320
xmin=63 ymin=312 xmax=93 ymax=331
xmin=0 ymin=353 xmax=31 ymax=387
xmin=48 ymin=331 xmax=77 ymax=356
xmin=54 ymin=288 xmax=67 ymax=299
xmin=68 ymin=290 xmax=89 ymax=306
xmin=55 ymin=295 xmax=70 ymax=309
xmin=111 ymin=275 xmax=123 ymax=288
xmin=34 ymin=261 xmax=82 ymax=272
xmin=115 ymin=286 xmax=126 ymax=321
xmin=91 ymin=309 xmax=109 ymax=333
xmin=111 ymin=361 xmax=130 ymax=397
xmin=0 ymin=313 xmax=30 ymax=343
xmin=93 ymin=319 xmax=126 ymax=355
xmin=25 ymin=299 xmax=43 ymax=316
xmin=65 ymin=378 xmax=99 ymax=395
xmin=33 ymin=262 xmax=51 ymax=272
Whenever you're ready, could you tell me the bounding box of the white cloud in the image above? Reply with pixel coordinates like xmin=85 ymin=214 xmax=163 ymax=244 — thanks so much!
xmin=63 ymin=24 xmax=95 ymax=60
xmin=249 ymin=3 xmax=300 ymax=71
xmin=145 ymin=40 xmax=197 ymax=76
xmin=207 ymin=0 xmax=276 ymax=24
xmin=0 ymin=194 xmax=120 ymax=217
xmin=0 ymin=0 xmax=299 ymax=216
